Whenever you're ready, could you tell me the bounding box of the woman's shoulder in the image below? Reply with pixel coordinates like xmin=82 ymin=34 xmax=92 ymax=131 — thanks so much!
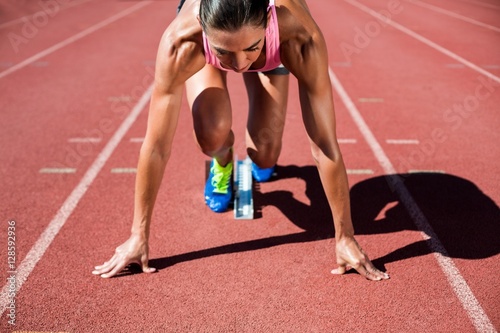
xmin=275 ymin=0 xmax=321 ymax=43
xmin=161 ymin=2 xmax=203 ymax=48
xmin=155 ymin=2 xmax=205 ymax=84
xmin=275 ymin=0 xmax=328 ymax=79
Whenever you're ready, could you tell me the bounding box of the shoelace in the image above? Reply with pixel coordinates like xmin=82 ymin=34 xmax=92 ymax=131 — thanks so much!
xmin=211 ymin=163 xmax=232 ymax=193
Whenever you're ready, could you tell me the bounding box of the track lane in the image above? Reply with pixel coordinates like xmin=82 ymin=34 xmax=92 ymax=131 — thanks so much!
xmin=1 ymin=0 xmax=498 ymax=331
xmin=329 ymin=66 xmax=498 ymax=333
xmin=0 ymin=0 xmax=144 ymax=62
xmin=345 ymin=0 xmax=500 ymax=80
xmin=0 ymin=1 xmax=167 ymax=329
xmin=0 ymin=0 xmax=159 ymax=250
xmin=403 ymin=0 xmax=500 ymax=32
xmin=6 ymin=73 xmax=469 ymax=332
xmin=0 ymin=1 xmax=153 ymax=79
xmin=425 ymin=0 xmax=500 ymax=27
xmin=319 ymin=0 xmax=499 ymax=330
xmin=0 ymin=0 xmax=97 ymax=30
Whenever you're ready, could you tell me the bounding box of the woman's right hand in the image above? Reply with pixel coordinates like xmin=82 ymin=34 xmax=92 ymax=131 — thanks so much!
xmin=92 ymin=234 xmax=156 ymax=278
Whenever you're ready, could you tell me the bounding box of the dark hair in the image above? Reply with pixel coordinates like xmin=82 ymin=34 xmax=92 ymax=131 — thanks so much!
xmin=199 ymin=0 xmax=269 ymax=32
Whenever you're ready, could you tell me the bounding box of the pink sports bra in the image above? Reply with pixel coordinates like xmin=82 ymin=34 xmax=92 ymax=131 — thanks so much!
xmin=202 ymin=0 xmax=281 ymax=72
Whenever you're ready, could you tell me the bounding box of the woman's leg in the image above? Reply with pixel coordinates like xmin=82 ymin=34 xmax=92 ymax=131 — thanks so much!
xmin=243 ymin=71 xmax=289 ymax=169
xmin=186 ymin=64 xmax=235 ymax=212
xmin=186 ymin=64 xmax=233 ymax=166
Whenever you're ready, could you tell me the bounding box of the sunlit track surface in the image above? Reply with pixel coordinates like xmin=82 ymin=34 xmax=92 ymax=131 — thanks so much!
xmin=0 ymin=0 xmax=498 ymax=331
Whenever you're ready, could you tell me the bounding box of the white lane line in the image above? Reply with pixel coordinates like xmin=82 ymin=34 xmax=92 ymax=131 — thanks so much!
xmin=338 ymin=138 xmax=357 ymax=144
xmin=0 ymin=0 xmax=96 ymax=29
xmin=358 ymin=97 xmax=384 ymax=103
xmin=0 ymin=1 xmax=152 ymax=80
xmin=39 ymin=168 xmax=76 ymax=174
xmin=129 ymin=137 xmax=144 ymax=143
xmin=111 ymin=168 xmax=137 ymax=173
xmin=409 ymin=169 xmax=446 ymax=174
xmin=68 ymin=137 xmax=102 ymax=143
xmin=329 ymin=67 xmax=496 ymax=333
xmin=346 ymin=169 xmax=374 ymax=174
xmin=386 ymin=139 xmax=420 ymax=144
xmin=405 ymin=0 xmax=500 ymax=32
xmin=0 ymin=85 xmax=153 ymax=317
xmin=344 ymin=0 xmax=500 ymax=85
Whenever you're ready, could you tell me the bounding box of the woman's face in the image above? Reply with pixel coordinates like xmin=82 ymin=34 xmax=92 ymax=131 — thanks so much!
xmin=206 ymin=25 xmax=266 ymax=73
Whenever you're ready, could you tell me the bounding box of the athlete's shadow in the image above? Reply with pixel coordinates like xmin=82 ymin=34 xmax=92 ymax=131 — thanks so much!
xmin=146 ymin=165 xmax=499 ymax=274
xmin=347 ymin=170 xmax=500 ymax=270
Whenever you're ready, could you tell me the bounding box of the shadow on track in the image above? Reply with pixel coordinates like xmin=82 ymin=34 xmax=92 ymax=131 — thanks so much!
xmin=350 ymin=170 xmax=500 ymax=271
xmin=143 ymin=165 xmax=499 ymax=273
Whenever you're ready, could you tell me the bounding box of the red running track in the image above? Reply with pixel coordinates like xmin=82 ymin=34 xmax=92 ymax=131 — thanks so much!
xmin=0 ymin=0 xmax=499 ymax=332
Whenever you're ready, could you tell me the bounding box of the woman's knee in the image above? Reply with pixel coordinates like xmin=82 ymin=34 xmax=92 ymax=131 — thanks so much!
xmin=190 ymin=85 xmax=233 ymax=154
xmin=193 ymin=105 xmax=233 ymax=155
xmin=194 ymin=120 xmax=232 ymax=154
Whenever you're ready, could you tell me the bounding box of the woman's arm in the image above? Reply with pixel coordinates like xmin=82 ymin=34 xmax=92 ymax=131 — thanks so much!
xmin=281 ymin=7 xmax=389 ymax=280
xmin=93 ymin=20 xmax=205 ymax=278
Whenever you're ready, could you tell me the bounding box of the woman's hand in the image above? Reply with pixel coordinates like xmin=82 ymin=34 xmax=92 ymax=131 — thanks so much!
xmin=332 ymin=237 xmax=390 ymax=281
xmin=92 ymin=234 xmax=156 ymax=278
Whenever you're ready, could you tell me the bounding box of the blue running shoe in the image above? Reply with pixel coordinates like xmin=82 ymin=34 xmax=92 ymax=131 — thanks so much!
xmin=204 ymin=159 xmax=233 ymax=213
xmin=251 ymin=162 xmax=275 ymax=182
